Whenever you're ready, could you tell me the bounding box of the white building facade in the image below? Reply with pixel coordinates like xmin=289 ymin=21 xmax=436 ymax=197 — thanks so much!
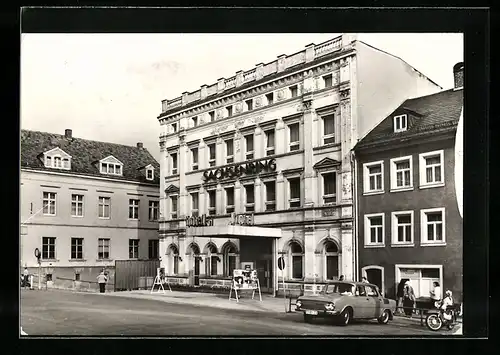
xmin=157 ymin=34 xmax=441 ymax=295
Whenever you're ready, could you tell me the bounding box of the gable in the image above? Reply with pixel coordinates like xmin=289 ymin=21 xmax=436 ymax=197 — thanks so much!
xmin=165 ymin=184 xmax=180 ymax=194
xmin=314 ymin=157 xmax=341 ymax=170
xmin=43 ymin=147 xmax=72 ymax=158
xmin=100 ymin=155 xmax=124 ymax=165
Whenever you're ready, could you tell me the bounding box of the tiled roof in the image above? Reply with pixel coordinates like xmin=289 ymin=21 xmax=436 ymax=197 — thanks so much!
xmin=21 ymin=129 xmax=160 ymax=185
xmin=355 ymin=88 xmax=463 ymax=149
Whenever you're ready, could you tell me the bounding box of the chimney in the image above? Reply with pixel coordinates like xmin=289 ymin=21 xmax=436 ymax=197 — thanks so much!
xmin=64 ymin=129 xmax=72 ymax=139
xmin=137 ymin=142 xmax=143 ymax=149
xmin=453 ymin=62 xmax=464 ymax=89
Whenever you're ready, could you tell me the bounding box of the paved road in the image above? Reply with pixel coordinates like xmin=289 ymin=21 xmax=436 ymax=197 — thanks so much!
xmin=21 ymin=289 xmax=439 ymax=336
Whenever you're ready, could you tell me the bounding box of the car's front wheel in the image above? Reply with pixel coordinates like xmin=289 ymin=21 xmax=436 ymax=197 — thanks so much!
xmin=377 ymin=309 xmax=390 ymax=324
xmin=304 ymin=314 xmax=314 ymax=323
xmin=338 ymin=308 xmax=351 ymax=326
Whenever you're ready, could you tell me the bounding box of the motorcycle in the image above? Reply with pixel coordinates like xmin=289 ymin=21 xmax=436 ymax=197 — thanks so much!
xmin=425 ymin=300 xmax=458 ymax=331
xmin=20 ymin=274 xmax=31 ymax=288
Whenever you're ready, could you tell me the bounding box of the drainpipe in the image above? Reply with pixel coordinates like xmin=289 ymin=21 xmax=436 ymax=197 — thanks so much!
xmin=350 ymin=150 xmax=359 ymax=282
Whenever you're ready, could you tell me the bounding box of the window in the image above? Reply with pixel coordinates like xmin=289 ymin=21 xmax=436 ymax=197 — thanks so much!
xmin=63 ymin=158 xmax=70 ymax=169
xmin=265 ymin=181 xmax=276 ymax=212
xmin=391 ymin=211 xmax=414 ymax=245
xmin=223 ymin=243 xmax=237 ymax=277
xmin=192 ymin=116 xmax=198 ymax=127
xmin=324 ymin=241 xmax=339 ymax=280
xmin=289 ymin=123 xmax=300 ymax=151
xmin=149 ymin=200 xmax=159 ymax=221
xmin=266 ymin=93 xmax=274 ymax=105
xmin=226 ymin=105 xmax=233 ymax=117
xmin=71 ymin=194 xmax=84 ymax=217
xmin=363 ymin=161 xmax=384 ymax=194
xmin=265 ymin=129 xmax=275 ymax=156
xmin=129 ymin=239 xmax=139 ymax=259
xmin=71 ymin=238 xmax=83 ymax=259
xmin=42 ymin=192 xmax=56 ymax=215
xmin=288 ymin=178 xmax=301 ymax=208
xmin=419 ymin=150 xmax=444 ymax=187
xmin=100 ymin=163 xmax=122 ymax=176
xmin=44 ymin=154 xmax=71 ymax=170
xmin=209 ymin=111 xmax=215 ymax=122
xmin=323 ymin=74 xmax=333 ymax=88
xmin=323 ymin=114 xmax=335 ymax=144
xmin=421 ymin=208 xmax=446 ymax=245
xmin=244 ymin=184 xmax=255 ymax=212
xmin=98 ymin=196 xmax=111 ymax=218
xmin=226 ymin=139 xmax=234 ymax=164
xmin=169 ymin=245 xmax=179 ymax=275
xmin=365 ymin=285 xmax=379 ymax=297
xmin=289 ymin=85 xmax=298 ymax=98
xmin=170 ymin=195 xmax=178 ymax=219
xmin=75 ymin=273 xmax=80 ymax=281
xmin=289 ymin=242 xmax=303 ymax=279
xmin=172 ymin=123 xmax=177 ymax=133
xmin=356 ymin=285 xmax=367 ymax=296
xmin=42 ymin=237 xmax=56 ymax=259
xmin=98 ymin=238 xmax=110 ymax=259
xmin=205 ymin=244 xmax=218 ymax=276
xmin=191 ymin=192 xmax=199 ymax=217
xmin=54 ymin=156 xmax=62 ymax=168
xmin=208 ymin=143 xmax=216 ymax=167
xmin=191 ymin=148 xmax=199 ymax=171
xmin=394 ymin=114 xmax=408 ymax=132
xmin=245 ymin=134 xmax=254 ymax=160
xmin=225 ymin=187 xmax=235 ymax=214
xmin=171 ymin=153 xmax=178 ymax=175
xmin=245 ymin=99 xmax=253 ymax=111
xmin=129 ymin=199 xmax=139 ymax=220
xmin=148 ymin=239 xmax=159 ymax=259
xmin=208 ymin=190 xmax=216 ymax=216
xmin=364 ymin=213 xmax=385 ymax=247
xmin=146 ymin=168 xmax=154 ymax=181
xmin=46 ymin=274 xmax=53 ymax=282
xmin=322 ymin=172 xmax=337 ymax=204
xmin=391 ymin=156 xmax=413 ymax=190
xmin=397 ymin=266 xmax=442 ymax=299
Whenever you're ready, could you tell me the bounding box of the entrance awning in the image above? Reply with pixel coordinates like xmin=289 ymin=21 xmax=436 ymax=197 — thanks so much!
xmin=185 ymin=225 xmax=282 ymax=238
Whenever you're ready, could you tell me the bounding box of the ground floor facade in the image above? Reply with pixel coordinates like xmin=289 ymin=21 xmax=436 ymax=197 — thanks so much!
xmin=159 ymin=209 xmax=355 ymax=295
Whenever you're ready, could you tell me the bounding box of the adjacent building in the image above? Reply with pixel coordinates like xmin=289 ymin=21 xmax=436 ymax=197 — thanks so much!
xmin=353 ymin=63 xmax=464 ymax=302
xmin=20 ymin=129 xmax=160 ymax=290
xmin=157 ymin=34 xmax=442 ymax=295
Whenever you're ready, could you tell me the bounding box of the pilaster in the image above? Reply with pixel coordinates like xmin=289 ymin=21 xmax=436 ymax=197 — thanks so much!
xmin=216 ymin=136 xmax=223 ymax=167
xmin=254 ymin=177 xmax=262 ymax=212
xmin=276 ymin=172 xmax=285 ymax=211
xmin=341 ymin=221 xmax=354 ymax=281
xmin=216 ymin=184 xmax=223 ymax=215
xmin=302 ymin=96 xmax=316 ymax=208
xmin=254 ymin=125 xmax=263 ymax=159
xmin=234 ymin=180 xmax=242 ymax=214
xmin=303 ymin=227 xmax=316 ymax=282
xmin=275 ymin=119 xmax=285 ymax=155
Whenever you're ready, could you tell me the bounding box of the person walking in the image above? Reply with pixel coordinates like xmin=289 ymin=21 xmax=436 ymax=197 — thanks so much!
xmin=23 ymin=267 xmax=29 ymax=289
xmin=97 ymin=270 xmax=108 ymax=293
xmin=429 ymin=281 xmax=441 ymax=308
xmin=402 ymin=280 xmax=416 ymax=317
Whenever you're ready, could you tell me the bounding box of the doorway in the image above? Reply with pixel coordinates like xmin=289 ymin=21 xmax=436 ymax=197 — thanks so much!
xmin=194 ymin=257 xmax=200 ymax=286
xmin=256 ymin=259 xmax=273 ymax=293
xmin=362 ymin=265 xmax=384 ymax=295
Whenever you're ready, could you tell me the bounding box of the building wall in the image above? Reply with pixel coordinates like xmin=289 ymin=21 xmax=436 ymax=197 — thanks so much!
xmin=356 ymin=138 xmax=463 ymax=301
xmin=20 ymin=170 xmax=160 ymax=272
xmin=354 ymin=41 xmax=442 ymax=143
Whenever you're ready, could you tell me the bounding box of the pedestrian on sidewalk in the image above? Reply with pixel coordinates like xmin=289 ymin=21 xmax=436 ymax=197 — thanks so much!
xmin=23 ymin=267 xmax=30 ymax=289
xmin=97 ymin=270 xmax=108 ymax=293
xmin=339 ymin=275 xmax=345 ymax=281
xmin=429 ymin=281 xmax=441 ymax=308
xmin=402 ymin=280 xmax=416 ymax=317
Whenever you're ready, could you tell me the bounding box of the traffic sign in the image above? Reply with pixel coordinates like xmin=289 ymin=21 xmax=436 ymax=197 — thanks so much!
xmin=34 ymin=248 xmax=40 ymax=258
xmin=277 ymin=256 xmax=285 ymax=270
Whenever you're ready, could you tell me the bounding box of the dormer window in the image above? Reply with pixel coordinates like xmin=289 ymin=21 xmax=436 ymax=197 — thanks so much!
xmin=99 ymin=156 xmax=124 ymax=176
xmin=146 ymin=167 xmax=154 ymax=181
xmin=394 ymin=114 xmax=408 ymax=132
xmin=43 ymin=147 xmax=72 ymax=170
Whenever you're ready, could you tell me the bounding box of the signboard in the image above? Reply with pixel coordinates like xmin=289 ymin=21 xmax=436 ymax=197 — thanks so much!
xmin=203 ymin=158 xmax=276 ymax=182
xmin=232 ymin=269 xmax=258 ymax=290
xmin=186 ymin=214 xmax=214 ymax=227
xmin=229 ymin=213 xmax=254 ymax=226
xmin=277 ymin=257 xmax=285 ymax=270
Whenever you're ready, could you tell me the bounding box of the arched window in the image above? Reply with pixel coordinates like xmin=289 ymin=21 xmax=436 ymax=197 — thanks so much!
xmin=168 ymin=245 xmax=179 ymax=275
xmin=324 ymin=241 xmax=339 ymax=280
xmin=205 ymin=243 xmax=218 ymax=276
xmin=289 ymin=241 xmax=303 ymax=279
xmin=222 ymin=243 xmax=237 ymax=277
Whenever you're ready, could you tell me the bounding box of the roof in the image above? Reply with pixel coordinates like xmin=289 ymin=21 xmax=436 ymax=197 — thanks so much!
xmin=21 ymin=129 xmax=160 ymax=185
xmin=355 ymin=88 xmax=463 ymax=150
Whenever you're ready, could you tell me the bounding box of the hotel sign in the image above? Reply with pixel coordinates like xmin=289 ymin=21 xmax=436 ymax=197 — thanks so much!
xmin=185 ymin=214 xmax=214 ymax=227
xmin=203 ymin=158 xmax=276 ymax=182
xmin=229 ymin=213 xmax=254 ymax=226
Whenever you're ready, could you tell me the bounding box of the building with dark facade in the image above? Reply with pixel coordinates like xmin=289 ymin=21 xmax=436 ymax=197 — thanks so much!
xmin=353 ymin=63 xmax=464 ymax=302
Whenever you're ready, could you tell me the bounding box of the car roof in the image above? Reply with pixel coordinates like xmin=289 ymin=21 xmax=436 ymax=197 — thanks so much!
xmin=326 ymin=281 xmax=379 ymax=288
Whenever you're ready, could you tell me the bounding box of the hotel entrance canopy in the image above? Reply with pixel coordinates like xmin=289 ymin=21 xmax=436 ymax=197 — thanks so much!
xmin=185 ymin=225 xmax=282 ymax=239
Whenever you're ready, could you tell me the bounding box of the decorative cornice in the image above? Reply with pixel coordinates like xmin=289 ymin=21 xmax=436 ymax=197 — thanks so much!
xmin=313 ymin=157 xmax=341 ymax=170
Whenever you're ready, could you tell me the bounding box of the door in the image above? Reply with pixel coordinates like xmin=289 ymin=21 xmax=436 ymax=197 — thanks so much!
xmin=194 ymin=257 xmax=200 ymax=286
xmin=256 ymin=259 xmax=272 ymax=293
xmin=364 ymin=284 xmax=382 ymax=318
xmin=326 ymin=255 xmax=339 ymax=280
xmin=355 ymin=285 xmax=370 ymax=318
xmin=366 ymin=268 xmax=383 ymax=294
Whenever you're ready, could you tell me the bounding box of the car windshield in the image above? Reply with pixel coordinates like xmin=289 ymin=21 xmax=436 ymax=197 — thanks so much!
xmin=322 ymin=282 xmax=355 ymax=295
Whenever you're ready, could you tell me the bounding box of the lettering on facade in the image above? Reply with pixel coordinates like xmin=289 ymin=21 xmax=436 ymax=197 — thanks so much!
xmin=229 ymin=212 xmax=254 ymax=226
xmin=203 ymin=158 xmax=276 ymax=182
xmin=185 ymin=214 xmax=214 ymax=227
xmin=322 ymin=208 xmax=339 ymax=218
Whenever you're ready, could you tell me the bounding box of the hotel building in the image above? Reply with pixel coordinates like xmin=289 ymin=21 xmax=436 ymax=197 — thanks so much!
xmin=20 ymin=129 xmax=160 ymax=291
xmin=157 ymin=34 xmax=441 ymax=295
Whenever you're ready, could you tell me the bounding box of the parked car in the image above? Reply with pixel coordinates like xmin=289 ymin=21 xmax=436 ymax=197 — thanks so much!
xmin=295 ymin=281 xmax=396 ymax=326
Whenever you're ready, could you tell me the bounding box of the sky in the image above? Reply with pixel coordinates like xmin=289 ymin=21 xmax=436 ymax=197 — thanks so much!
xmin=20 ymin=33 xmax=463 ymax=161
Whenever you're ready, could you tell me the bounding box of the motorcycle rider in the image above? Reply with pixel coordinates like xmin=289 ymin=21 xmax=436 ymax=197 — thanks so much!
xmin=441 ymin=290 xmax=453 ymax=310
